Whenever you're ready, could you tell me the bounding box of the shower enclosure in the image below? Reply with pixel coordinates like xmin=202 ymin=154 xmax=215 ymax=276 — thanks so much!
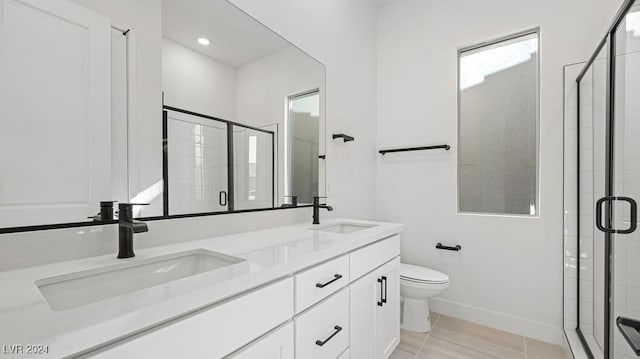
xmin=162 ymin=106 xmax=275 ymax=216
xmin=564 ymin=0 xmax=640 ymax=357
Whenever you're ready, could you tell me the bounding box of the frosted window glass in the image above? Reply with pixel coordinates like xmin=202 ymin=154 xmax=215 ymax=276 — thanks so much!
xmin=458 ymin=32 xmax=539 ymax=215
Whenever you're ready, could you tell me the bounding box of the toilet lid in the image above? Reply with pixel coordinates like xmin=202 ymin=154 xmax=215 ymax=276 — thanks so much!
xmin=400 ymin=263 xmax=449 ymax=284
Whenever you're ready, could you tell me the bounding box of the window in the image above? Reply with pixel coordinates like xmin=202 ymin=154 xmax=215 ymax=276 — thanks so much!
xmin=458 ymin=30 xmax=539 ymax=215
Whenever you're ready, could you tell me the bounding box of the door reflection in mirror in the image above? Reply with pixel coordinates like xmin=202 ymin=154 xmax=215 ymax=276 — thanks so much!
xmin=286 ymin=90 xmax=320 ymax=205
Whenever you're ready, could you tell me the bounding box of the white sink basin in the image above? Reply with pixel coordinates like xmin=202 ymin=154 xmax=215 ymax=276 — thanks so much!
xmin=36 ymin=249 xmax=247 ymax=311
xmin=311 ymin=222 xmax=377 ymax=234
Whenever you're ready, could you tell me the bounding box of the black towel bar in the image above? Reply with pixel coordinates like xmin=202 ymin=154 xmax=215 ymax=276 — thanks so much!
xmin=436 ymin=243 xmax=462 ymax=251
xmin=379 ymin=145 xmax=450 ymax=155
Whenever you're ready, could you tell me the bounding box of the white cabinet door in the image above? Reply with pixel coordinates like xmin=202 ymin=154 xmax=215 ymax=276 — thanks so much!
xmin=231 ymin=323 xmax=293 ymax=359
xmin=375 ymin=257 xmax=400 ymax=359
xmin=349 ymin=256 xmax=400 ymax=359
xmin=0 ymin=0 xmax=111 ymax=227
xmin=349 ymin=268 xmax=378 ymax=359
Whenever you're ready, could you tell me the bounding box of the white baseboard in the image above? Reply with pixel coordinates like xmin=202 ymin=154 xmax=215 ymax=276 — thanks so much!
xmin=430 ymin=297 xmax=565 ymax=345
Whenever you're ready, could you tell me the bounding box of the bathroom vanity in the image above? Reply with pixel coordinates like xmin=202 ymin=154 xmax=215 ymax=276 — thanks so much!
xmin=0 ymin=219 xmax=402 ymax=358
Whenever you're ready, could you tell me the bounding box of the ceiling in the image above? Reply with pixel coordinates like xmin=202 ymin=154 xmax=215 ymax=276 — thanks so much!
xmin=162 ymin=0 xmax=290 ymax=68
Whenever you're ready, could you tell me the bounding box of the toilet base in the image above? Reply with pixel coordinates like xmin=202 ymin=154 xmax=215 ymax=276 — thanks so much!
xmin=400 ymin=296 xmax=432 ymax=332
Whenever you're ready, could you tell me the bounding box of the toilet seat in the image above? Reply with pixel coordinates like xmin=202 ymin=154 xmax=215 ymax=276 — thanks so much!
xmin=400 ymin=263 xmax=449 ymax=284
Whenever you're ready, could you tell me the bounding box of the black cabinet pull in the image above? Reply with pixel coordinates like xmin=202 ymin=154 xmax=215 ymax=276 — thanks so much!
xmin=316 ymin=274 xmax=343 ymax=288
xmin=315 ymin=325 xmax=342 ymax=346
xmin=382 ymin=276 xmax=388 ymax=304
xmin=436 ymin=243 xmax=462 ymax=251
xmin=377 ymin=277 xmax=384 ymax=307
xmin=219 ymin=191 xmax=227 ymax=206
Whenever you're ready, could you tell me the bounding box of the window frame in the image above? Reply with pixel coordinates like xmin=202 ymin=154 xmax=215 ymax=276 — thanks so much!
xmin=456 ymin=28 xmax=541 ymax=217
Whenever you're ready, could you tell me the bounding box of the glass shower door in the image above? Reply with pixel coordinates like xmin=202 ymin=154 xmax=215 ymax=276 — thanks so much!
xmin=164 ymin=109 xmax=229 ymax=215
xmin=609 ymin=5 xmax=640 ymax=358
xmin=575 ymin=42 xmax=608 ymax=357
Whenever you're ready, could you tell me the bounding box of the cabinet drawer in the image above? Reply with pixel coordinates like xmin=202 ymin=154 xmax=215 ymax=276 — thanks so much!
xmin=295 ymin=255 xmax=349 ymax=312
xmin=295 ymin=289 xmax=349 ymax=359
xmin=90 ymin=278 xmax=294 ymax=359
xmin=350 ymin=235 xmax=400 ymax=280
xmin=230 ymin=323 xmax=293 ymax=359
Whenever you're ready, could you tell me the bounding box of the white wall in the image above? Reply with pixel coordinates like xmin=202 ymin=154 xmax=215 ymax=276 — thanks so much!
xmin=376 ymin=0 xmax=620 ymax=344
xmin=162 ymin=38 xmax=237 ymax=121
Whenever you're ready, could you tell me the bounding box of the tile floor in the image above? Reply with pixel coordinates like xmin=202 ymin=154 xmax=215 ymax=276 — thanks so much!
xmin=391 ymin=313 xmax=568 ymax=359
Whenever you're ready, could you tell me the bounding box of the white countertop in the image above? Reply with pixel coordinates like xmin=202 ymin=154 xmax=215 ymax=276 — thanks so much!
xmin=0 ymin=218 xmax=402 ymax=358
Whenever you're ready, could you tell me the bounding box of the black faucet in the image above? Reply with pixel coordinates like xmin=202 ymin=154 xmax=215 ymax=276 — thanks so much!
xmin=89 ymin=201 xmax=117 ymax=221
xmin=118 ymin=203 xmax=149 ymax=259
xmin=312 ymin=196 xmax=333 ymax=225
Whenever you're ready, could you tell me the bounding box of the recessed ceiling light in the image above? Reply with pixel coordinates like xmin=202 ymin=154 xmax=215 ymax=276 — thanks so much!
xmin=197 ymin=37 xmax=210 ymax=46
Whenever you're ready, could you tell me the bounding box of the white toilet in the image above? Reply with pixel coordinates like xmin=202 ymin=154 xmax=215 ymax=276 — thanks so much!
xmin=400 ymin=263 xmax=450 ymax=332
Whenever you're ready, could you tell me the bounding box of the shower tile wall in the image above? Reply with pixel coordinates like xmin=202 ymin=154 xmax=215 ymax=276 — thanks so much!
xmin=168 ymin=119 xmax=228 ymax=215
xmin=563 ymin=63 xmax=596 ymax=337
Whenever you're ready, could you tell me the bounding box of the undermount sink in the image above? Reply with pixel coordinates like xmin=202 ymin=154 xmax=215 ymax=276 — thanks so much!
xmin=311 ymin=222 xmax=377 ymax=234
xmin=35 ymin=249 xmax=247 ymax=311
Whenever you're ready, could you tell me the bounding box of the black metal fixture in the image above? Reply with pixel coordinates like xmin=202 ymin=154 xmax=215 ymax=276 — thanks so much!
xmin=315 ymin=274 xmax=343 ymax=288
xmin=318 ymin=155 xmax=326 ymax=160
xmin=332 ymin=133 xmax=354 ymax=142
xmin=381 ymin=276 xmax=387 ymax=304
xmin=596 ymin=196 xmax=637 ymax=234
xmin=378 ymin=144 xmax=450 ymax=155
xmin=219 ymin=191 xmax=228 ymax=207
xmin=312 ymin=196 xmax=333 ymax=225
xmin=436 ymin=243 xmax=462 ymax=251
xmin=376 ymin=276 xmax=388 ymax=307
xmin=118 ymin=203 xmax=149 ymax=259
xmin=315 ymin=326 xmax=342 ymax=347
xmin=90 ymin=201 xmax=117 ymax=221
xmin=617 ymin=317 xmax=640 ymax=355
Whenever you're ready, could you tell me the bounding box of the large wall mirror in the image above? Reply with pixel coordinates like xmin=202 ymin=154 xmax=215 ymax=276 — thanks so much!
xmin=0 ymin=0 xmax=326 ymax=230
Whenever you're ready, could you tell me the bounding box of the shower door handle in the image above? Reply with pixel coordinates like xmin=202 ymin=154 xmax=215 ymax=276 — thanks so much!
xmin=596 ymin=196 xmax=637 ymax=234
xmin=219 ymin=191 xmax=228 ymax=207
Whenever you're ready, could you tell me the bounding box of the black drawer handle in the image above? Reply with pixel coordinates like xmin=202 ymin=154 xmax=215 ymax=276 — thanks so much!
xmin=316 ymin=274 xmax=343 ymax=288
xmin=315 ymin=325 xmax=342 ymax=346
xmin=436 ymin=243 xmax=461 ymax=251
xmin=377 ymin=277 xmax=383 ymax=307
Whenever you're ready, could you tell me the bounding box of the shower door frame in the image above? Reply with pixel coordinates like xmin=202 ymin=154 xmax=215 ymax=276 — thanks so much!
xmin=574 ymin=0 xmax=638 ymax=357
xmin=161 ymin=105 xmax=276 ymax=216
